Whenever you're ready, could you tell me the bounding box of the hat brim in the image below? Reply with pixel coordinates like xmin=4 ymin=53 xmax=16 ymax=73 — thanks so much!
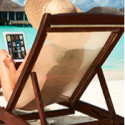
xmin=25 ymin=0 xmax=82 ymax=31
xmin=25 ymin=0 xmax=87 ymax=49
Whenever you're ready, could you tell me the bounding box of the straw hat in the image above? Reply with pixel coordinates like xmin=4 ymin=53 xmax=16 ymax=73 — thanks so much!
xmin=25 ymin=0 xmax=91 ymax=49
xmin=25 ymin=0 xmax=82 ymax=30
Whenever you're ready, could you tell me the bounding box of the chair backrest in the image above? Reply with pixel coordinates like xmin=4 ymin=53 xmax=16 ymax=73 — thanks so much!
xmin=6 ymin=13 xmax=124 ymax=111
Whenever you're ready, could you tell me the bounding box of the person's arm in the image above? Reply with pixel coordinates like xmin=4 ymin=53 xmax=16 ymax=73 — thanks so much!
xmin=3 ymin=52 xmax=17 ymax=83
xmin=13 ymin=49 xmax=31 ymax=83
xmin=3 ymin=50 xmax=31 ymax=84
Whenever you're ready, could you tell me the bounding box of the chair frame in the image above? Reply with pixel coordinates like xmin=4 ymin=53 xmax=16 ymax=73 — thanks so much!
xmin=0 ymin=13 xmax=124 ymax=125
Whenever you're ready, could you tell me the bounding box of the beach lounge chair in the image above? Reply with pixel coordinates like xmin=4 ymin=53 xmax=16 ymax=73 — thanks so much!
xmin=0 ymin=13 xmax=124 ymax=125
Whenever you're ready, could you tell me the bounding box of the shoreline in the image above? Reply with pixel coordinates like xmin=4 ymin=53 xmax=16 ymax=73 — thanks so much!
xmin=93 ymin=68 xmax=124 ymax=81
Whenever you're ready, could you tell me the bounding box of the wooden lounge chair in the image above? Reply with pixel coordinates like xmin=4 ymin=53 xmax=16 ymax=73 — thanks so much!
xmin=0 ymin=13 xmax=124 ymax=125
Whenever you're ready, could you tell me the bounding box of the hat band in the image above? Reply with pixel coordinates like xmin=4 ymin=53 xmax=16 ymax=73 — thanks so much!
xmin=43 ymin=3 xmax=50 ymax=14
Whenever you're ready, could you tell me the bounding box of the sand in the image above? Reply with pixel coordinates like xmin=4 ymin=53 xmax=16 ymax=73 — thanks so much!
xmin=0 ymin=69 xmax=124 ymax=125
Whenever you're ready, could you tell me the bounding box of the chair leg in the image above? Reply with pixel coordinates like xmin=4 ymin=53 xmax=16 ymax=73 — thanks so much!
xmin=97 ymin=67 xmax=119 ymax=124
xmin=71 ymin=100 xmax=124 ymax=125
xmin=0 ymin=107 xmax=29 ymax=125
xmin=31 ymin=72 xmax=48 ymax=125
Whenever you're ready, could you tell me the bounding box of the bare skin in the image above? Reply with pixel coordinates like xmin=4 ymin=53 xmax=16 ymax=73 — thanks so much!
xmin=0 ymin=49 xmax=29 ymax=102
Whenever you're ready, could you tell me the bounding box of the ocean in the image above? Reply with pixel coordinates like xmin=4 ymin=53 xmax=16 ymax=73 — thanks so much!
xmin=0 ymin=26 xmax=124 ymax=70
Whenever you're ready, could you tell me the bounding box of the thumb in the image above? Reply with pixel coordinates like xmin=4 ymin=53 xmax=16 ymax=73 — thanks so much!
xmin=6 ymin=53 xmax=11 ymax=58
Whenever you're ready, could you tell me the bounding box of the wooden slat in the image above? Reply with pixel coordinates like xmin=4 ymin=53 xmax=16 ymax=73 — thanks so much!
xmin=6 ymin=14 xmax=51 ymax=111
xmin=50 ymin=13 xmax=124 ymax=25
xmin=0 ymin=107 xmax=29 ymax=125
xmin=47 ymin=27 xmax=121 ymax=32
xmin=46 ymin=109 xmax=75 ymax=118
xmin=31 ymin=72 xmax=47 ymax=125
xmin=69 ymin=32 xmax=117 ymax=107
xmin=75 ymin=101 xmax=124 ymax=125
xmin=47 ymin=24 xmax=123 ymax=32
xmin=99 ymin=28 xmax=124 ymax=66
xmin=97 ymin=68 xmax=117 ymax=120
xmin=50 ymin=24 xmax=124 ymax=28
xmin=18 ymin=109 xmax=75 ymax=121
xmin=59 ymin=101 xmax=124 ymax=125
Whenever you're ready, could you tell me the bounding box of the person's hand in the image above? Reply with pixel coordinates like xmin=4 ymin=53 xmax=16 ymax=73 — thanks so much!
xmin=3 ymin=51 xmax=14 ymax=69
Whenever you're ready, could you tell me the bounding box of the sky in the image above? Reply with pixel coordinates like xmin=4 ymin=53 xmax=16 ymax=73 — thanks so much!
xmin=12 ymin=0 xmax=124 ymax=12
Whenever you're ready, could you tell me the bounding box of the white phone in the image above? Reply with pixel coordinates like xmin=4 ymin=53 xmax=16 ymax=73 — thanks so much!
xmin=3 ymin=32 xmax=27 ymax=62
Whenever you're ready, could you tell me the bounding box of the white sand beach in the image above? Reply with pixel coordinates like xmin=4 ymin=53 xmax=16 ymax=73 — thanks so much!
xmin=0 ymin=69 xmax=124 ymax=125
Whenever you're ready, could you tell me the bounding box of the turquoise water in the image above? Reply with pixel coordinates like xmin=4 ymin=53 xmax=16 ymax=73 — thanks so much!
xmin=102 ymin=34 xmax=124 ymax=69
xmin=0 ymin=26 xmax=124 ymax=70
xmin=0 ymin=26 xmax=37 ymax=50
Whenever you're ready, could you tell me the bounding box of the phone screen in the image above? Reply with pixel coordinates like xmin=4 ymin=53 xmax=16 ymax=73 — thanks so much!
xmin=6 ymin=34 xmax=27 ymax=60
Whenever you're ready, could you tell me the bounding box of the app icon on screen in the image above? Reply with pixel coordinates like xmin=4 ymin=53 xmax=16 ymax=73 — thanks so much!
xmin=15 ymin=35 xmax=19 ymax=40
xmin=20 ymin=41 xmax=24 ymax=46
xmin=18 ymin=53 xmax=21 ymax=58
xmin=12 ymin=42 xmax=16 ymax=47
xmin=21 ymin=47 xmax=24 ymax=51
xmin=22 ymin=52 xmax=26 ymax=58
xmin=13 ymin=47 xmax=17 ymax=52
xmin=17 ymin=44 xmax=20 ymax=47
xmin=11 ymin=36 xmax=15 ymax=41
xmin=19 ymin=35 xmax=23 ymax=40
xmin=17 ymin=47 xmax=21 ymax=52
xmin=7 ymin=35 xmax=11 ymax=42
xmin=16 ymin=41 xmax=19 ymax=44
xmin=16 ymin=41 xmax=20 ymax=47
xmin=9 ymin=48 xmax=12 ymax=52
xmin=8 ymin=42 xmax=12 ymax=46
